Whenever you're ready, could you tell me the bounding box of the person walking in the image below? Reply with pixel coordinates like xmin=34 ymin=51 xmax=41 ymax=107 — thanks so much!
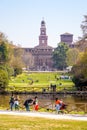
xmin=23 ymin=98 xmax=33 ymax=111
xmin=14 ymin=98 xmax=19 ymax=111
xmin=9 ymin=95 xmax=15 ymax=111
xmin=55 ymin=98 xmax=61 ymax=113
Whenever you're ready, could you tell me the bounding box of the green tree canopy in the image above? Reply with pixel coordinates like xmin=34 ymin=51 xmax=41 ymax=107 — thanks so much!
xmin=0 ymin=69 xmax=9 ymax=91
xmin=0 ymin=41 xmax=8 ymax=64
xmin=52 ymin=42 xmax=69 ymax=70
xmin=72 ymin=49 xmax=87 ymax=90
xmin=0 ymin=32 xmax=24 ymax=77
xmin=66 ymin=48 xmax=80 ymax=66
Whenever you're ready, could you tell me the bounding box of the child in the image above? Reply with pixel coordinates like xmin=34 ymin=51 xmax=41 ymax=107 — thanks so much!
xmin=14 ymin=98 xmax=19 ymax=110
xmin=33 ymin=96 xmax=39 ymax=111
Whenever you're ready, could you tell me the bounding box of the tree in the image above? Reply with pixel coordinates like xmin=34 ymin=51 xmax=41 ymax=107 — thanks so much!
xmin=72 ymin=49 xmax=87 ymax=90
xmin=81 ymin=15 xmax=87 ymax=38
xmin=0 ymin=41 xmax=8 ymax=64
xmin=0 ymin=32 xmax=8 ymax=42
xmin=8 ymin=47 xmax=24 ymax=76
xmin=71 ymin=15 xmax=87 ymax=90
xmin=66 ymin=48 xmax=79 ymax=66
xmin=0 ymin=64 xmax=14 ymax=79
xmin=22 ymin=52 xmax=34 ymax=70
xmin=52 ymin=42 xmax=69 ymax=70
xmin=75 ymin=15 xmax=87 ymax=52
xmin=0 ymin=32 xmax=24 ymax=77
xmin=0 ymin=69 xmax=9 ymax=91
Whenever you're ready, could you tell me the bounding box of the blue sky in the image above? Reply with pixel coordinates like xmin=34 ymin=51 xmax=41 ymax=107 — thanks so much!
xmin=0 ymin=0 xmax=87 ymax=47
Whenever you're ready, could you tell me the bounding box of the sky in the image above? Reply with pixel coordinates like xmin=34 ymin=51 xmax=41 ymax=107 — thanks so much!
xmin=0 ymin=0 xmax=87 ymax=48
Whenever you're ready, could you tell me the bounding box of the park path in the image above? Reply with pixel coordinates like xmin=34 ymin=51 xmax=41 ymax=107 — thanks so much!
xmin=0 ymin=110 xmax=87 ymax=121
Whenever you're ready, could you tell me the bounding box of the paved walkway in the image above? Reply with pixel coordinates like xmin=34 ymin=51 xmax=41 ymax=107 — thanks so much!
xmin=0 ymin=110 xmax=87 ymax=121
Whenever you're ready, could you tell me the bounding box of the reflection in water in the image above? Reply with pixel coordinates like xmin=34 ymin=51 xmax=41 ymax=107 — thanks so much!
xmin=0 ymin=94 xmax=86 ymax=112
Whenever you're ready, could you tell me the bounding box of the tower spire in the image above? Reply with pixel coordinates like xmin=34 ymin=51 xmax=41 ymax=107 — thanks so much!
xmin=42 ymin=17 xmax=44 ymax=21
xmin=39 ymin=19 xmax=48 ymax=46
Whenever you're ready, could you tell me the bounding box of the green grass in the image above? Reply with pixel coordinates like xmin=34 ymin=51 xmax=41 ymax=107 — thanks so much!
xmin=7 ymin=72 xmax=75 ymax=92
xmin=0 ymin=115 xmax=87 ymax=130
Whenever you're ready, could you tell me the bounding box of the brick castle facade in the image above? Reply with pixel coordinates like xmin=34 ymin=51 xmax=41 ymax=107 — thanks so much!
xmin=23 ymin=20 xmax=73 ymax=71
xmin=23 ymin=20 xmax=53 ymax=71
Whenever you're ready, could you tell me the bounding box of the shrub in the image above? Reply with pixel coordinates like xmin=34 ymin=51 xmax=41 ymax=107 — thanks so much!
xmin=14 ymin=67 xmax=22 ymax=77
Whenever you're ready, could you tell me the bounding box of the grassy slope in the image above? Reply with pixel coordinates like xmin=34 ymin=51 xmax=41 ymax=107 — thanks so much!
xmin=7 ymin=72 xmax=75 ymax=92
xmin=0 ymin=115 xmax=87 ymax=130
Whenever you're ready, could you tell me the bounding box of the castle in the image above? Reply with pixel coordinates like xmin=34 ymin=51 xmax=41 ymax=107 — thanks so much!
xmin=23 ymin=20 xmax=73 ymax=71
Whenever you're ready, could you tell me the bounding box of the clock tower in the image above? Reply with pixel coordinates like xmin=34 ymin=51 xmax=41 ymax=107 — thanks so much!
xmin=24 ymin=19 xmax=54 ymax=71
xmin=39 ymin=20 xmax=48 ymax=46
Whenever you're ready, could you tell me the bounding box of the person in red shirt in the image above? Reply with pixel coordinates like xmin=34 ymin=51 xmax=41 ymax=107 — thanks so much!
xmin=55 ymin=98 xmax=62 ymax=113
xmin=33 ymin=96 xmax=39 ymax=111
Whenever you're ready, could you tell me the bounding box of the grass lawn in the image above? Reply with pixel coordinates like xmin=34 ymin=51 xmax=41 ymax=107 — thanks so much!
xmin=0 ymin=115 xmax=87 ymax=130
xmin=7 ymin=72 xmax=75 ymax=92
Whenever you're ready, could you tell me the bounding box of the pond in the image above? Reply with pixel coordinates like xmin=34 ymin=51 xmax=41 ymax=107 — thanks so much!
xmin=0 ymin=94 xmax=87 ymax=112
